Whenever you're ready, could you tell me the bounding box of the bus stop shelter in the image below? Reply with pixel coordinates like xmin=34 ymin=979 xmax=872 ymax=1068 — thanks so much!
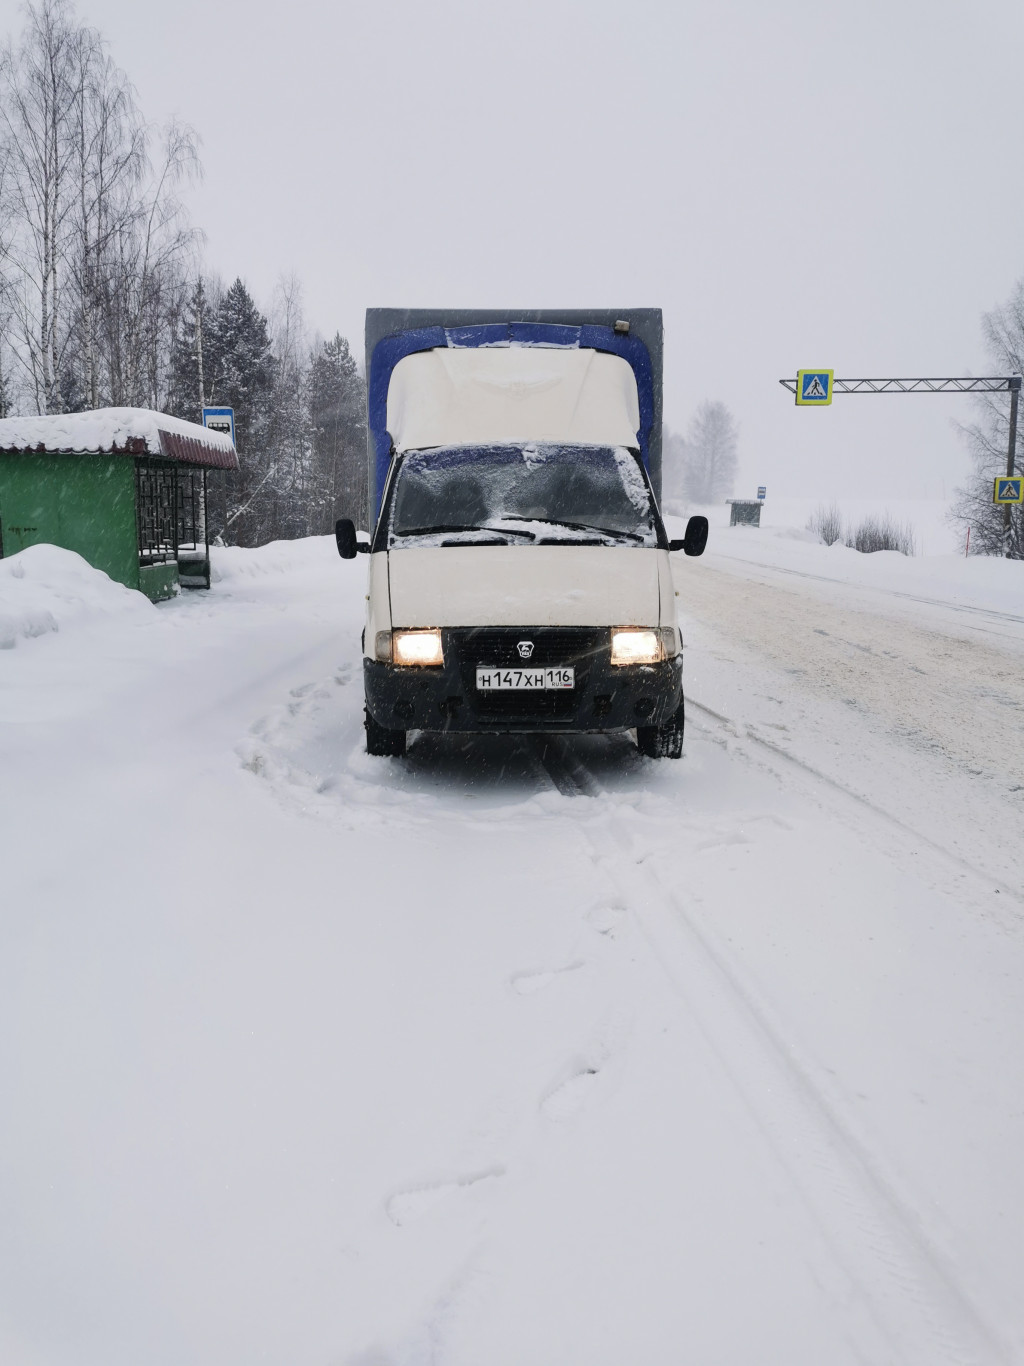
xmin=0 ymin=408 xmax=238 ymax=601
xmin=727 ymin=498 xmax=763 ymax=527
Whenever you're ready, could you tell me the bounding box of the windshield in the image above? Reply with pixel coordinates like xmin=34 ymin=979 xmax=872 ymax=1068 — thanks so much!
xmin=386 ymin=443 xmax=657 ymax=548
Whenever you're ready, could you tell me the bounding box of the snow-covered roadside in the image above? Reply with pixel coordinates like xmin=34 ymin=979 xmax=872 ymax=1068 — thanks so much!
xmin=667 ymin=511 xmax=1024 ymax=636
xmin=0 ymin=544 xmax=153 ymax=650
xmin=1 ymin=536 xmax=1023 ymax=1365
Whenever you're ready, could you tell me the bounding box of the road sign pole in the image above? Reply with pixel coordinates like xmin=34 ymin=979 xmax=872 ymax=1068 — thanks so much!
xmin=1004 ymin=377 xmax=1020 ymax=555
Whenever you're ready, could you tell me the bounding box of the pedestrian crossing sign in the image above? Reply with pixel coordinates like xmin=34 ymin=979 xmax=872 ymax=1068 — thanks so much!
xmin=993 ymin=476 xmax=1024 ymax=504
xmin=795 ymin=370 xmax=833 ymax=406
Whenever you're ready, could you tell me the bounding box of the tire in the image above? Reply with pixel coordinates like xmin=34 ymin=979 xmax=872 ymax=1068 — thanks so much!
xmin=636 ymin=698 xmax=684 ymax=760
xmin=365 ymin=707 xmax=406 ymax=757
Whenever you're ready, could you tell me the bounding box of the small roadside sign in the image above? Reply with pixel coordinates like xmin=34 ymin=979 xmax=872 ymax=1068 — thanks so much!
xmin=757 ymin=485 xmax=766 ymax=500
xmin=993 ymin=475 xmax=1024 ymax=504
xmin=795 ymin=370 xmax=833 ymax=406
xmin=202 ymin=406 xmax=235 ymax=444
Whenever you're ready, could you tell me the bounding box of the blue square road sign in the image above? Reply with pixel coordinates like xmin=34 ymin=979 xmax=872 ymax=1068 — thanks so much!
xmin=993 ymin=476 xmax=1023 ymax=504
xmin=795 ymin=370 xmax=833 ymax=406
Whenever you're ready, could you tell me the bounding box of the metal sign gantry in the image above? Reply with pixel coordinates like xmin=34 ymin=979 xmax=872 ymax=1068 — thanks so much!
xmin=779 ymin=373 xmax=1022 ymax=552
xmin=781 ymin=375 xmax=1020 ymax=397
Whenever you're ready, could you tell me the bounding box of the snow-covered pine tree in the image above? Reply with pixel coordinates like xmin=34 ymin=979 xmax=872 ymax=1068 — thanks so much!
xmin=166 ymin=277 xmax=211 ymax=422
xmin=205 ymin=278 xmax=277 ymax=546
xmin=307 ymin=333 xmax=367 ymax=533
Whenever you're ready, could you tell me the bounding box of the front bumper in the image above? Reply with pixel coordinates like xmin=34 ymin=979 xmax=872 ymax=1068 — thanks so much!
xmin=363 ymin=626 xmax=682 ymax=733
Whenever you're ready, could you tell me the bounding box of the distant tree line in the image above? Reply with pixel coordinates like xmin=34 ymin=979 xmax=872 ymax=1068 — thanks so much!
xmin=0 ymin=0 xmax=366 ymax=545
xmin=663 ymin=400 xmax=739 ymax=507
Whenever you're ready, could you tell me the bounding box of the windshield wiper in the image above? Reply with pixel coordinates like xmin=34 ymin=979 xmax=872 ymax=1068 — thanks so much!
xmin=396 ymin=522 xmax=536 ymax=540
xmin=509 ymin=516 xmax=646 ymax=542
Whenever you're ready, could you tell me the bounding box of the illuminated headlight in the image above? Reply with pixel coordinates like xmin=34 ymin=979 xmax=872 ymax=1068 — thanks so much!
xmin=390 ymin=629 xmax=444 ymax=667
xmin=610 ymin=627 xmax=679 ymax=665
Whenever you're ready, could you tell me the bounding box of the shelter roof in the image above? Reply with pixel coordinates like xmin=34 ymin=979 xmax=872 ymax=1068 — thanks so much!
xmin=0 ymin=407 xmax=238 ymax=470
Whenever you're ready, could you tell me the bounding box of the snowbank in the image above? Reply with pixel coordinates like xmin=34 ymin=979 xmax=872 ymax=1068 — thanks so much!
xmin=211 ymin=535 xmax=340 ymax=584
xmin=664 ymin=495 xmax=960 ymax=556
xmin=0 ymin=544 xmax=153 ymax=648
xmin=666 ymin=504 xmax=1024 ymax=620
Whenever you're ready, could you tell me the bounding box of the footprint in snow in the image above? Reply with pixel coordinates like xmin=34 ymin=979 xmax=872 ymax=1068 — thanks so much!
xmin=385 ymin=1167 xmax=504 ymax=1227
xmin=540 ymin=1066 xmax=602 ymax=1121
xmin=585 ymin=903 xmax=625 ymax=936
xmin=509 ymin=962 xmax=583 ymax=995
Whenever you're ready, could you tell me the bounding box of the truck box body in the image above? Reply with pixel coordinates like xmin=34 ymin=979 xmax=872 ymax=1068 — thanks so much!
xmin=365 ymin=309 xmax=664 ymax=522
xmin=346 ymin=308 xmax=703 ymax=759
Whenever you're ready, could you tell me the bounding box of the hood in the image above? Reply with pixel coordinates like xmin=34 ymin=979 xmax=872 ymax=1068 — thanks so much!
xmin=386 ymin=546 xmax=663 ymax=628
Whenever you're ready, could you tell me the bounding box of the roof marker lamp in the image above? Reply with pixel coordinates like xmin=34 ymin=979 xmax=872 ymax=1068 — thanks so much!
xmin=391 ymin=629 xmax=444 ymax=667
xmin=610 ymin=628 xmax=663 ymax=665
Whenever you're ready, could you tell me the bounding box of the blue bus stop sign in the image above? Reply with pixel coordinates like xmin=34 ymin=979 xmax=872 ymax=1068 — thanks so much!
xmin=202 ymin=407 xmax=235 ymax=444
xmin=757 ymin=485 xmax=766 ymax=500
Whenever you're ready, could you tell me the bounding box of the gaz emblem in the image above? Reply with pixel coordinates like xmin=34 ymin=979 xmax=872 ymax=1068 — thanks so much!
xmin=517 ymin=640 xmax=535 ymax=660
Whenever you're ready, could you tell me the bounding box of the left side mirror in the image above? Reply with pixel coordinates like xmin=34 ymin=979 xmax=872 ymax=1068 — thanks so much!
xmin=668 ymin=515 xmax=709 ymax=557
xmin=335 ymin=518 xmax=357 ymax=559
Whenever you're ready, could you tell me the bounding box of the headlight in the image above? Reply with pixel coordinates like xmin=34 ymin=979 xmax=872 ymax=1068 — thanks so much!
xmin=391 ymin=628 xmax=444 ymax=667
xmin=610 ymin=628 xmax=663 ymax=665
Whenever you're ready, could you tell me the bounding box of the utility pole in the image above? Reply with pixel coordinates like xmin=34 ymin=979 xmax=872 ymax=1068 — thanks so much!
xmin=1003 ymin=376 xmax=1020 ymax=554
xmin=195 ymin=278 xmax=206 ymax=419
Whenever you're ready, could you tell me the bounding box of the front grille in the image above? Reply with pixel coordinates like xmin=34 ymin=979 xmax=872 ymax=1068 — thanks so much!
xmin=449 ymin=626 xmax=605 ymax=720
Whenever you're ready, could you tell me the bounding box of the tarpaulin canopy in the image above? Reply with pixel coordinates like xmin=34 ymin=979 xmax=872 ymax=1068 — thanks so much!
xmin=386 ymin=347 xmax=641 ymax=455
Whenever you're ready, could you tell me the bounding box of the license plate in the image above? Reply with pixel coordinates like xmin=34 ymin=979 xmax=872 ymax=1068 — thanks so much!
xmin=476 ymin=666 xmax=575 ymax=690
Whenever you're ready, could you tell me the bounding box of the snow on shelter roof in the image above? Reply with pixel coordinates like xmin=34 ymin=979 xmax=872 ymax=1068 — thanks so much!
xmin=0 ymin=407 xmax=238 ymax=470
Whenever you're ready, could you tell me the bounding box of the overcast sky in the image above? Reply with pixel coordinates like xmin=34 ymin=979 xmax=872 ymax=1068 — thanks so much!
xmin=6 ymin=0 xmax=1022 ymax=501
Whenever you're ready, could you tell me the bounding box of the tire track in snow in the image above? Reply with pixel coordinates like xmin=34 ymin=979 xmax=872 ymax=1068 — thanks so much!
xmin=687 ymin=696 xmax=1024 ymax=913
xmin=534 ymin=746 xmax=1012 ymax=1366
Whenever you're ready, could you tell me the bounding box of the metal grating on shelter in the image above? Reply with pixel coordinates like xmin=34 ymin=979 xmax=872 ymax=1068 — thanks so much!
xmin=728 ymin=499 xmax=762 ymax=527
xmin=136 ymin=463 xmax=178 ymax=565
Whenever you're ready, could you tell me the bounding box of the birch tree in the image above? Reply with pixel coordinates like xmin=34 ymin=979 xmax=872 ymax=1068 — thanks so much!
xmin=951 ymin=281 xmax=1024 ymax=559
xmin=0 ymin=0 xmax=199 ymax=413
xmin=0 ymin=0 xmax=82 ymax=411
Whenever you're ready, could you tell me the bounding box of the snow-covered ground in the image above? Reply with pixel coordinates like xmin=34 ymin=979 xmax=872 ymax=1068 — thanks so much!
xmin=1 ymin=527 xmax=1022 ymax=1365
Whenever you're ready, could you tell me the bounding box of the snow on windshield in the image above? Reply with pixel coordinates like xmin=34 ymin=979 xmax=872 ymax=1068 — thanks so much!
xmin=387 ymin=444 xmax=656 ymax=547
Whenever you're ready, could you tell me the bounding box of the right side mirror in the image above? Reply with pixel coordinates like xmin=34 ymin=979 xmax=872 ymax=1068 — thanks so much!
xmin=683 ymin=515 xmax=709 ymax=556
xmin=669 ymin=515 xmax=709 ymax=557
xmin=335 ymin=518 xmax=357 ymax=559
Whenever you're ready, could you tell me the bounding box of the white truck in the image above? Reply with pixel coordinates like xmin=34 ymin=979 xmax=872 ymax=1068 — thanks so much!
xmin=335 ymin=309 xmax=707 ymax=758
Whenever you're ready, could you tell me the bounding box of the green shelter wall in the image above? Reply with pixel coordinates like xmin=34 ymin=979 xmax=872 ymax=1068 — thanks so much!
xmin=0 ymin=454 xmax=139 ymax=590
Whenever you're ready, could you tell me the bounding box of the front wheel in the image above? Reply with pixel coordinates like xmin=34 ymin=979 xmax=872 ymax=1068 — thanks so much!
xmin=365 ymin=707 xmax=406 ymax=757
xmin=636 ymin=698 xmax=684 ymax=760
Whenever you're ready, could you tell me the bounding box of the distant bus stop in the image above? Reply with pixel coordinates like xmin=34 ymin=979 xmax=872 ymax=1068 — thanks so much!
xmin=0 ymin=408 xmax=238 ymax=601
xmin=728 ymin=498 xmax=763 ymax=527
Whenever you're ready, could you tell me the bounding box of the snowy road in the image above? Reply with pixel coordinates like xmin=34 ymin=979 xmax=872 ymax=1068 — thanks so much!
xmin=2 ymin=537 xmax=1023 ymax=1365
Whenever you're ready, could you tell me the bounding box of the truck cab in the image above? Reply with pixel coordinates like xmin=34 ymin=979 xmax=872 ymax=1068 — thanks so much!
xmin=336 ymin=311 xmax=706 ymax=758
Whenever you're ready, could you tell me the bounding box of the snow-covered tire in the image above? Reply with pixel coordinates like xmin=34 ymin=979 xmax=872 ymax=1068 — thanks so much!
xmin=365 ymin=708 xmax=406 ymax=757
xmin=636 ymin=699 xmax=684 ymax=759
